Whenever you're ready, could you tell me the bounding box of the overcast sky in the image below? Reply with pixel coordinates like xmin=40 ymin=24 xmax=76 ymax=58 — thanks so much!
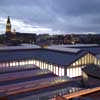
xmin=0 ymin=0 xmax=100 ymax=34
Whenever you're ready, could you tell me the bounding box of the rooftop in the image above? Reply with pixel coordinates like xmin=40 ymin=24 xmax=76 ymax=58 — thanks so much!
xmin=47 ymin=46 xmax=81 ymax=53
xmin=0 ymin=44 xmax=40 ymax=51
xmin=47 ymin=44 xmax=100 ymax=55
xmin=0 ymin=49 xmax=88 ymax=66
xmin=82 ymin=64 xmax=100 ymax=79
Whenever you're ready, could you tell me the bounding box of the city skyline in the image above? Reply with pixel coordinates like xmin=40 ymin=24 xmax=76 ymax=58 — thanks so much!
xmin=0 ymin=0 xmax=100 ymax=34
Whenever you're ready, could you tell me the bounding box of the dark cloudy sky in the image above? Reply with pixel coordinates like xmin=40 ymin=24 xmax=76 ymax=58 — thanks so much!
xmin=0 ymin=0 xmax=100 ymax=34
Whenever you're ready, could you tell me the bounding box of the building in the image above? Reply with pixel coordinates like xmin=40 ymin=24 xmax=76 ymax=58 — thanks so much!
xmin=82 ymin=64 xmax=100 ymax=87
xmin=0 ymin=45 xmax=98 ymax=77
xmin=5 ymin=16 xmax=36 ymax=45
xmin=6 ymin=16 xmax=11 ymax=33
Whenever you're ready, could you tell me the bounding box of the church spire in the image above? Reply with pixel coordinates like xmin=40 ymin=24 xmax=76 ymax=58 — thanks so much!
xmin=7 ymin=16 xmax=10 ymax=23
xmin=6 ymin=16 xmax=11 ymax=33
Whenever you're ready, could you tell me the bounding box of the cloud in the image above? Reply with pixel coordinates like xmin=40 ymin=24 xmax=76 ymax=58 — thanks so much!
xmin=0 ymin=17 xmax=55 ymax=34
xmin=0 ymin=0 xmax=100 ymax=34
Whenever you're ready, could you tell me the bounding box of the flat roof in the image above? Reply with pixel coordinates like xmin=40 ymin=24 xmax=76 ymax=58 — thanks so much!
xmin=47 ymin=46 xmax=81 ymax=53
xmin=48 ymin=44 xmax=99 ymax=48
xmin=48 ymin=44 xmax=100 ymax=55
xmin=0 ymin=44 xmax=40 ymax=51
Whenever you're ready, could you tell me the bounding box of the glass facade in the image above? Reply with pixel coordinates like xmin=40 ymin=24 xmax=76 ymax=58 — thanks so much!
xmin=67 ymin=53 xmax=98 ymax=77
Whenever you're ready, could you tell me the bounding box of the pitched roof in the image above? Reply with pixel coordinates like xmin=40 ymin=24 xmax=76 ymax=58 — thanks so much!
xmin=82 ymin=64 xmax=100 ymax=79
xmin=0 ymin=49 xmax=88 ymax=67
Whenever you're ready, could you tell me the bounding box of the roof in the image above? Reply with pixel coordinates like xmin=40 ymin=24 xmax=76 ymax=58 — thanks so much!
xmin=47 ymin=46 xmax=80 ymax=53
xmin=82 ymin=64 xmax=100 ymax=79
xmin=70 ymin=47 xmax=100 ymax=55
xmin=48 ymin=44 xmax=99 ymax=48
xmin=65 ymin=44 xmax=100 ymax=55
xmin=48 ymin=44 xmax=100 ymax=55
xmin=0 ymin=45 xmax=40 ymax=51
xmin=0 ymin=49 xmax=88 ymax=67
xmin=96 ymin=54 xmax=100 ymax=59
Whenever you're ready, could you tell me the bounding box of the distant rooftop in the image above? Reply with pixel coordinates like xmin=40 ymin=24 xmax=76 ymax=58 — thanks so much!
xmin=0 ymin=44 xmax=41 ymax=51
xmin=48 ymin=44 xmax=100 ymax=55
xmin=65 ymin=44 xmax=99 ymax=47
xmin=47 ymin=45 xmax=81 ymax=53
xmin=48 ymin=44 xmax=99 ymax=48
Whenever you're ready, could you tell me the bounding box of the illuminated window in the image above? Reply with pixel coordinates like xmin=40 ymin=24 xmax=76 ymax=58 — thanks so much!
xmin=55 ymin=66 xmax=59 ymax=75
xmin=44 ymin=62 xmax=45 ymax=69
xmin=33 ymin=60 xmax=35 ymax=64
xmin=29 ymin=60 xmax=31 ymax=64
xmin=41 ymin=62 xmax=43 ymax=69
xmin=48 ymin=64 xmax=50 ymax=70
xmin=59 ymin=67 xmax=62 ymax=76
xmin=3 ymin=63 xmax=6 ymax=67
xmin=42 ymin=62 xmax=44 ymax=69
xmin=44 ymin=63 xmax=46 ymax=69
xmin=35 ymin=60 xmax=37 ymax=65
xmin=79 ymin=59 xmax=81 ymax=65
xmin=61 ymin=68 xmax=64 ymax=76
xmin=51 ymin=64 xmax=53 ymax=71
xmin=37 ymin=61 xmax=39 ymax=66
xmin=86 ymin=55 xmax=88 ymax=64
xmin=48 ymin=64 xmax=51 ymax=71
xmin=6 ymin=62 xmax=9 ymax=67
xmin=67 ymin=68 xmax=70 ymax=77
xmin=73 ymin=63 xmax=76 ymax=66
xmin=98 ymin=60 xmax=100 ymax=65
xmin=12 ymin=62 xmax=16 ymax=66
xmin=16 ymin=61 xmax=19 ymax=66
xmin=10 ymin=62 xmax=13 ymax=67
xmin=46 ymin=63 xmax=48 ymax=69
xmin=76 ymin=61 xmax=79 ymax=66
xmin=75 ymin=67 xmax=79 ymax=76
xmin=84 ymin=56 xmax=86 ymax=64
xmin=78 ymin=67 xmax=82 ymax=76
xmin=19 ymin=61 xmax=22 ymax=66
xmin=72 ymin=68 xmax=75 ymax=77
xmin=94 ymin=58 xmax=97 ymax=64
xmin=50 ymin=64 xmax=52 ymax=71
xmin=53 ymin=66 xmax=56 ymax=74
xmin=81 ymin=57 xmax=84 ymax=65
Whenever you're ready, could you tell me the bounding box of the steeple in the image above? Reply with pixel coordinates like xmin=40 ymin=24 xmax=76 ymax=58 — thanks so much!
xmin=6 ymin=16 xmax=11 ymax=33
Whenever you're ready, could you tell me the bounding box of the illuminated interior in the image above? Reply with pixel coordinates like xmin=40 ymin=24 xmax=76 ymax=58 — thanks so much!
xmin=0 ymin=53 xmax=99 ymax=77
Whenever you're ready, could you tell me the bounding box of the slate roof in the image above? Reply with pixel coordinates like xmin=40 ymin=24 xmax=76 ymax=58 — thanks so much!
xmin=0 ymin=49 xmax=88 ymax=67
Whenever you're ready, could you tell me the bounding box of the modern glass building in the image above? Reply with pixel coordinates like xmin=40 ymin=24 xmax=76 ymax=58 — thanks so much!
xmin=0 ymin=45 xmax=99 ymax=77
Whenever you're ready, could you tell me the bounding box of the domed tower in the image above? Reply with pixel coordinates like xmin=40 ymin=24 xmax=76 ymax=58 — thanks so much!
xmin=6 ymin=16 xmax=11 ymax=33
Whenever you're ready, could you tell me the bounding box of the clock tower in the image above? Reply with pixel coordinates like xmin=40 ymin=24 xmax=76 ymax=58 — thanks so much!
xmin=6 ymin=16 xmax=11 ymax=33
